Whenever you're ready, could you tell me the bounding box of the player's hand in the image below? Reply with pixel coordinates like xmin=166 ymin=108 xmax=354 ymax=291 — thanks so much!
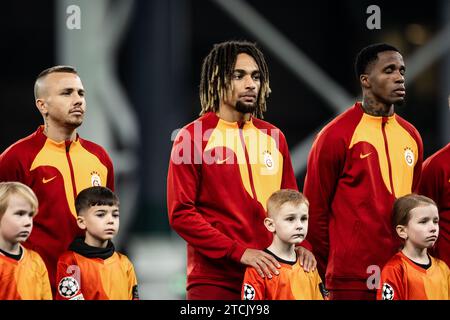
xmin=296 ymin=246 xmax=316 ymax=272
xmin=240 ymin=248 xmax=281 ymax=279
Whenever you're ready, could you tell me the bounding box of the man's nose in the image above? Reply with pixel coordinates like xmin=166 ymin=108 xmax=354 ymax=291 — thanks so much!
xmin=245 ymin=75 xmax=256 ymax=89
xmin=73 ymin=93 xmax=84 ymax=106
xmin=395 ymin=71 xmax=405 ymax=83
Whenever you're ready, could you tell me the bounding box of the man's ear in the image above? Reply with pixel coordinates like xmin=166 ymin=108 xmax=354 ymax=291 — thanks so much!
xmin=76 ymin=215 xmax=86 ymax=230
xmin=396 ymin=225 xmax=408 ymax=241
xmin=360 ymin=74 xmax=370 ymax=89
xmin=264 ymin=217 xmax=275 ymax=233
xmin=35 ymin=99 xmax=48 ymax=116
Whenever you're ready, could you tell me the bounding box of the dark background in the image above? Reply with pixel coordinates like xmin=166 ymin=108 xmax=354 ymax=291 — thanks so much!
xmin=1 ymin=0 xmax=449 ymax=238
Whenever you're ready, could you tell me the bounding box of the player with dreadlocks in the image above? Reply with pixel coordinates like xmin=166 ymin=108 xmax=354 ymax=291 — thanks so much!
xmin=167 ymin=40 xmax=316 ymax=300
xmin=199 ymin=41 xmax=271 ymax=119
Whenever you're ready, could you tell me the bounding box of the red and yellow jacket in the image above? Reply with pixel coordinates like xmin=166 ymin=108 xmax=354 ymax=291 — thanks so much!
xmin=55 ymin=238 xmax=138 ymax=300
xmin=419 ymin=143 xmax=450 ymax=267
xmin=167 ymin=112 xmax=298 ymax=292
xmin=304 ymin=102 xmax=423 ymax=291
xmin=0 ymin=126 xmax=114 ymax=290
xmin=0 ymin=245 xmax=52 ymax=300
xmin=377 ymin=251 xmax=450 ymax=300
xmin=242 ymin=250 xmax=326 ymax=300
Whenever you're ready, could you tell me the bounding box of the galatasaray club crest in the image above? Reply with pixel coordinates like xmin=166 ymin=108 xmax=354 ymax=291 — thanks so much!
xmin=90 ymin=171 xmax=102 ymax=186
xmin=404 ymin=147 xmax=414 ymax=167
xmin=263 ymin=151 xmax=274 ymax=170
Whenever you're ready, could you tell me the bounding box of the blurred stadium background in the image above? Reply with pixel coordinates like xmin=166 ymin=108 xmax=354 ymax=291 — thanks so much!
xmin=1 ymin=0 xmax=449 ymax=299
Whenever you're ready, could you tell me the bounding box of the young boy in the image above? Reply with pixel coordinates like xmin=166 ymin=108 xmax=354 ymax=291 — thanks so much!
xmin=241 ymin=189 xmax=327 ymax=300
xmin=0 ymin=181 xmax=52 ymax=300
xmin=377 ymin=194 xmax=450 ymax=300
xmin=55 ymin=186 xmax=139 ymax=300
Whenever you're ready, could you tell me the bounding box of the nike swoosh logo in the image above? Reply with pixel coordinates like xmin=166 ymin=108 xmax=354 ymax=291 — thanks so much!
xmin=42 ymin=176 xmax=57 ymax=184
xmin=216 ymin=157 xmax=232 ymax=164
xmin=360 ymin=152 xmax=372 ymax=159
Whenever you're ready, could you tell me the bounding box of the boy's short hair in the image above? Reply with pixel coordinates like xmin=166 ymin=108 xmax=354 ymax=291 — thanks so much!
xmin=75 ymin=186 xmax=119 ymax=216
xmin=267 ymin=189 xmax=309 ymax=218
xmin=392 ymin=193 xmax=437 ymax=229
xmin=0 ymin=182 xmax=38 ymax=218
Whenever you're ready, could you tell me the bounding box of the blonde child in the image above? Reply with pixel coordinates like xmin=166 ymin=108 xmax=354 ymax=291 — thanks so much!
xmin=55 ymin=186 xmax=138 ymax=300
xmin=242 ymin=189 xmax=327 ymax=300
xmin=0 ymin=181 xmax=52 ymax=299
xmin=377 ymin=194 xmax=450 ymax=300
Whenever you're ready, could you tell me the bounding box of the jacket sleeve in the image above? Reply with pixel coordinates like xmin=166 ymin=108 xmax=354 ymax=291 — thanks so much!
xmin=303 ymin=129 xmax=346 ymax=278
xmin=411 ymin=128 xmax=423 ymax=193
xmin=0 ymin=146 xmax=26 ymax=182
xmin=99 ymin=146 xmax=115 ymax=192
xmin=279 ymin=130 xmax=298 ymax=190
xmin=418 ymin=154 xmax=442 ymax=205
xmin=106 ymin=154 xmax=115 ymax=192
xmin=167 ymin=128 xmax=246 ymax=263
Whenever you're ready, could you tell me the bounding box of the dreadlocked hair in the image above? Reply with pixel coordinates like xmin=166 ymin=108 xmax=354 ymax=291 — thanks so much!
xmin=199 ymin=40 xmax=271 ymax=119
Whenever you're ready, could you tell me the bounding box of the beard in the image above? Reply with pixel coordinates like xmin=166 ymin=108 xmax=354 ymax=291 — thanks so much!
xmin=235 ymin=100 xmax=257 ymax=114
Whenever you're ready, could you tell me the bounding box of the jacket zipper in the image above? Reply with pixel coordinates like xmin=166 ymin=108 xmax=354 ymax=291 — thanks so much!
xmin=65 ymin=141 xmax=78 ymax=200
xmin=238 ymin=123 xmax=258 ymax=200
xmin=381 ymin=117 xmax=395 ymax=197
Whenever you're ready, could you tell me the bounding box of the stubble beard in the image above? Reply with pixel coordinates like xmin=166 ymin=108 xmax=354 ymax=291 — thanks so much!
xmin=66 ymin=117 xmax=83 ymax=129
